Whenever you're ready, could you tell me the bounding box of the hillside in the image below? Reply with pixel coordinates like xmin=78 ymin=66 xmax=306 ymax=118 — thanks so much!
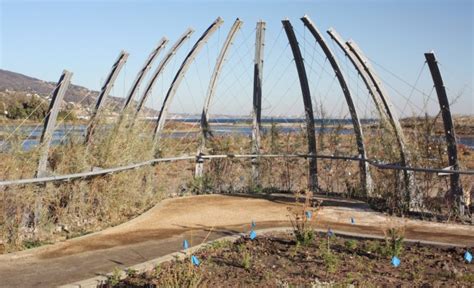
xmin=0 ymin=69 xmax=101 ymax=106
xmin=0 ymin=69 xmax=161 ymax=116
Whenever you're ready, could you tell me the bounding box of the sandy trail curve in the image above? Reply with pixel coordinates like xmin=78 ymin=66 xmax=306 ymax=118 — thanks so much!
xmin=0 ymin=194 xmax=472 ymax=287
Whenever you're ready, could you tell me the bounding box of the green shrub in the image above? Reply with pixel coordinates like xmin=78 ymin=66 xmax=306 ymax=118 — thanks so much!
xmin=344 ymin=239 xmax=358 ymax=252
xmin=383 ymin=226 xmax=405 ymax=257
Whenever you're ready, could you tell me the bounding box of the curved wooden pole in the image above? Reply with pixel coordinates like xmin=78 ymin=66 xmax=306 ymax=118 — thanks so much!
xmin=301 ymin=15 xmax=372 ymax=196
xmin=346 ymin=40 xmax=414 ymax=207
xmin=425 ymin=52 xmax=464 ymax=215
xmin=195 ymin=18 xmax=243 ymax=177
xmin=134 ymin=28 xmax=194 ymax=119
xmin=122 ymin=37 xmax=168 ymax=112
xmin=282 ymin=19 xmax=318 ymax=191
xmin=326 ymin=29 xmax=389 ymax=124
xmin=154 ymin=17 xmax=224 ymax=147
xmin=85 ymin=50 xmax=129 ymax=144
xmin=251 ymin=20 xmax=266 ymax=187
xmin=37 ymin=70 xmax=73 ymax=177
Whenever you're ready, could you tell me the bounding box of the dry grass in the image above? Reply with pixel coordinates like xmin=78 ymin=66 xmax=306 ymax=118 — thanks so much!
xmin=0 ymin=114 xmax=472 ymax=253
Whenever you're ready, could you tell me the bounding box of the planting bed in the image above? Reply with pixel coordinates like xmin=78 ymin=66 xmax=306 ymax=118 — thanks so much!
xmin=103 ymin=231 xmax=474 ymax=287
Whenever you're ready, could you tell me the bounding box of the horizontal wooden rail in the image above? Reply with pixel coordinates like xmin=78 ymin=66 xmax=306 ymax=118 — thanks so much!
xmin=1 ymin=153 xmax=473 ymax=187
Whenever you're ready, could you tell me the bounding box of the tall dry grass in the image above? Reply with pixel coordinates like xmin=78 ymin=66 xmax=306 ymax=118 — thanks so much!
xmin=0 ymin=114 xmax=472 ymax=253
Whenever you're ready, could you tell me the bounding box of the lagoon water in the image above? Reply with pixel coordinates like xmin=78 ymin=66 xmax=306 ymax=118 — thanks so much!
xmin=1 ymin=119 xmax=473 ymax=151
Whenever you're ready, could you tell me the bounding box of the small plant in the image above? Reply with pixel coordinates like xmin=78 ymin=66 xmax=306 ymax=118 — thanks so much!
xmin=383 ymin=225 xmax=405 ymax=258
xmin=241 ymin=250 xmax=252 ymax=270
xmin=287 ymin=190 xmax=321 ymax=246
xmin=160 ymin=264 xmax=202 ymax=287
xmin=236 ymin=242 xmax=246 ymax=253
xmin=151 ymin=264 xmax=161 ymax=278
xmin=319 ymin=239 xmax=340 ymax=274
xmin=188 ymin=175 xmax=213 ymax=195
xmin=125 ymin=268 xmax=138 ymax=278
xmin=22 ymin=239 xmax=46 ymax=249
xmin=106 ymin=267 xmax=123 ymax=286
xmin=207 ymin=239 xmax=232 ymax=251
xmin=364 ymin=240 xmax=381 ymax=254
xmin=344 ymin=239 xmax=358 ymax=252
xmin=249 ymin=183 xmax=263 ymax=194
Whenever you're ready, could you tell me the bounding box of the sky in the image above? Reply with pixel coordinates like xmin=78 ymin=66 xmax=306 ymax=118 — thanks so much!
xmin=0 ymin=0 xmax=472 ymax=117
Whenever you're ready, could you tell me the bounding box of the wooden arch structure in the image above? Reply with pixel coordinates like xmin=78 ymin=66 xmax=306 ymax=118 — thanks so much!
xmin=26 ymin=15 xmax=464 ymax=214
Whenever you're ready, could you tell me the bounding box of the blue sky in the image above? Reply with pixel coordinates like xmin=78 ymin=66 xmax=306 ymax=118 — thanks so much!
xmin=0 ymin=0 xmax=472 ymax=116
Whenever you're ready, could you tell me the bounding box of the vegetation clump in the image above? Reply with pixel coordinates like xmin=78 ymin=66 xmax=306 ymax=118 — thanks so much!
xmin=287 ymin=189 xmax=321 ymax=246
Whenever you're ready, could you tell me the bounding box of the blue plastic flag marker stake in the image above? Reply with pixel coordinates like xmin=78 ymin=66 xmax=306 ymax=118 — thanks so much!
xmin=464 ymin=251 xmax=472 ymax=263
xmin=391 ymin=256 xmax=401 ymax=267
xmin=250 ymin=230 xmax=257 ymax=240
xmin=251 ymin=220 xmax=256 ymax=228
xmin=305 ymin=210 xmax=312 ymax=219
xmin=350 ymin=217 xmax=355 ymax=224
xmin=191 ymin=255 xmax=200 ymax=266
xmin=183 ymin=239 xmax=189 ymax=250
xmin=327 ymin=228 xmax=334 ymax=237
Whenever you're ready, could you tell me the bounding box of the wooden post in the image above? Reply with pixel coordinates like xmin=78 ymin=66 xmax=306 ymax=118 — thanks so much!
xmin=36 ymin=70 xmax=72 ymax=177
xmin=122 ymin=37 xmax=168 ymax=112
xmin=282 ymin=19 xmax=318 ymax=192
xmin=153 ymin=18 xmax=224 ymax=150
xmin=251 ymin=20 xmax=265 ymax=188
xmin=327 ymin=29 xmax=390 ymax=126
xmin=85 ymin=50 xmax=129 ymax=144
xmin=134 ymin=28 xmax=194 ymax=120
xmin=196 ymin=18 xmax=243 ymax=178
xmin=302 ymin=15 xmax=371 ymax=196
xmin=346 ymin=40 xmax=414 ymax=209
xmin=425 ymin=52 xmax=464 ymax=215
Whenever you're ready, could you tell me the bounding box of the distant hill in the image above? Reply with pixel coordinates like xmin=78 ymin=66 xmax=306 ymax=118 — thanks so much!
xmin=0 ymin=69 xmax=102 ymax=106
xmin=0 ymin=69 xmax=164 ymax=116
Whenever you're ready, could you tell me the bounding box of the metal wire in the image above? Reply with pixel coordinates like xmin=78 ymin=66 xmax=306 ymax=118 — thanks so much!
xmin=1 ymin=152 xmax=472 ymax=187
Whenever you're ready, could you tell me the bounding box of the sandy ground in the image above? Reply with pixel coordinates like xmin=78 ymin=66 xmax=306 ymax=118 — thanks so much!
xmin=0 ymin=194 xmax=473 ymax=287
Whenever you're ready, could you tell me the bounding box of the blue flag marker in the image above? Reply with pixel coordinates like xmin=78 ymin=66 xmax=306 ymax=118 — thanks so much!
xmin=305 ymin=210 xmax=312 ymax=219
xmin=191 ymin=255 xmax=200 ymax=266
xmin=464 ymin=251 xmax=472 ymax=263
xmin=350 ymin=217 xmax=355 ymax=224
xmin=327 ymin=228 xmax=334 ymax=237
xmin=251 ymin=220 xmax=256 ymax=228
xmin=250 ymin=230 xmax=257 ymax=240
xmin=391 ymin=256 xmax=401 ymax=267
xmin=183 ymin=239 xmax=189 ymax=250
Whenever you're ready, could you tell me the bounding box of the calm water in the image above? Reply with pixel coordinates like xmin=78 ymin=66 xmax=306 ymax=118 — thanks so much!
xmin=1 ymin=119 xmax=473 ymax=151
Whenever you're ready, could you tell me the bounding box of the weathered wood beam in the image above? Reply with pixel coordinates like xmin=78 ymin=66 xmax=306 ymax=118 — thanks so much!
xmin=134 ymin=28 xmax=194 ymax=119
xmin=282 ymin=19 xmax=318 ymax=191
xmin=251 ymin=20 xmax=266 ymax=187
xmin=346 ymin=40 xmax=414 ymax=208
xmin=302 ymin=15 xmax=372 ymax=196
xmin=85 ymin=50 xmax=129 ymax=144
xmin=36 ymin=70 xmax=73 ymax=177
xmin=122 ymin=37 xmax=168 ymax=112
xmin=195 ymin=18 xmax=243 ymax=178
xmin=425 ymin=52 xmax=464 ymax=215
xmin=153 ymin=17 xmax=224 ymax=149
xmin=326 ymin=28 xmax=389 ymax=125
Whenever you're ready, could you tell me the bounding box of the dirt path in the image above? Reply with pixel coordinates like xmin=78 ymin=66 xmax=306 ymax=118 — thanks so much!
xmin=0 ymin=194 xmax=473 ymax=287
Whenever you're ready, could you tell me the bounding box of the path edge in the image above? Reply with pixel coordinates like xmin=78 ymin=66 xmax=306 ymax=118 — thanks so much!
xmin=61 ymin=226 xmax=469 ymax=288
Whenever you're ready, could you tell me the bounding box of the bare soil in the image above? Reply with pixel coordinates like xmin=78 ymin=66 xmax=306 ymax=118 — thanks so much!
xmin=107 ymin=231 xmax=474 ymax=287
xmin=1 ymin=195 xmax=473 ymax=287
